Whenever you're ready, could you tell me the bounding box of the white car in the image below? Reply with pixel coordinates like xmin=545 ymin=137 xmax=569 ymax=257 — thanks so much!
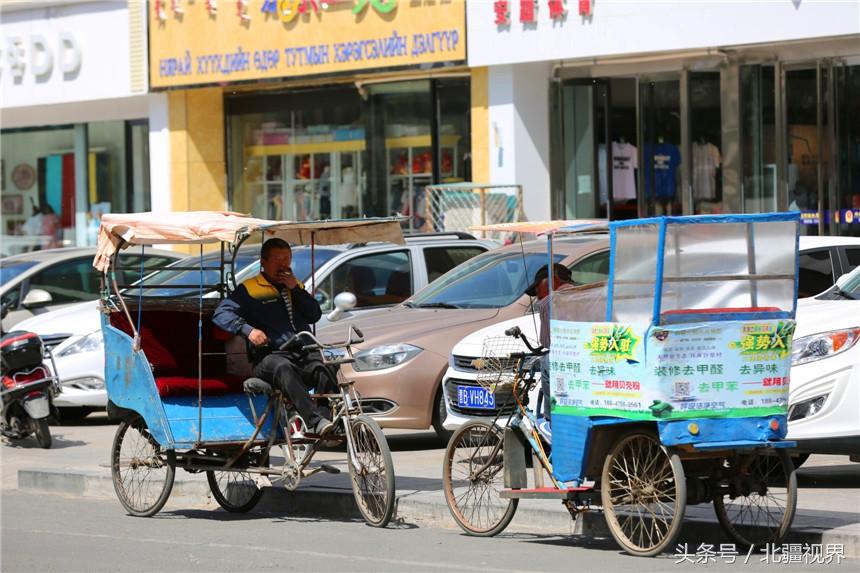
xmin=442 ymin=315 xmax=546 ymax=433
xmin=20 ymin=234 xmax=493 ymax=419
xmin=787 ymin=267 xmax=860 ymax=460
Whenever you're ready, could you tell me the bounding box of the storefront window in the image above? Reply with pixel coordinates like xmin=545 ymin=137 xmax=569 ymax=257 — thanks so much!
xmin=640 ymin=78 xmax=682 ymax=216
xmin=834 ymin=64 xmax=860 ymax=237
xmin=786 ymin=67 xmax=824 ymax=233
xmin=227 ymin=80 xmax=471 ymax=231
xmin=740 ymin=65 xmax=777 ymax=215
xmin=690 ymin=72 xmax=723 ymax=214
xmin=1 ymin=120 xmax=147 ymax=255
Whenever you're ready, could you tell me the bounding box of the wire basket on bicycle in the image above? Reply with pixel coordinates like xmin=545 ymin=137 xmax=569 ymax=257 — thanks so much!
xmin=474 ymin=334 xmax=538 ymax=392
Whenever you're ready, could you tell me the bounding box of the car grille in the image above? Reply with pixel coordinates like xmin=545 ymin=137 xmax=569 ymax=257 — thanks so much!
xmin=40 ymin=333 xmax=72 ymax=349
xmin=451 ymin=354 xmax=518 ymax=373
xmin=445 ymin=377 xmax=517 ymax=417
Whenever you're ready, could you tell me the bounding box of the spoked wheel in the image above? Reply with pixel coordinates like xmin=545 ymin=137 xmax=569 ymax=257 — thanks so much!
xmin=206 ymin=454 xmax=264 ymax=513
xmin=713 ymin=449 xmax=797 ymax=548
xmin=442 ymin=420 xmax=517 ymax=537
xmin=347 ymin=414 xmax=395 ymax=527
xmin=601 ymin=431 xmax=686 ymax=557
xmin=111 ymin=416 xmax=175 ymax=517
xmin=33 ymin=418 xmax=52 ymax=449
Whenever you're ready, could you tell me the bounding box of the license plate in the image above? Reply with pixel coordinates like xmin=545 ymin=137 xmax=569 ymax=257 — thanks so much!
xmin=457 ymin=386 xmax=495 ymax=410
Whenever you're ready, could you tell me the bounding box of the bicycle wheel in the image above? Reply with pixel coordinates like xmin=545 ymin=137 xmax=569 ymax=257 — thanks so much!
xmin=347 ymin=415 xmax=395 ymax=527
xmin=111 ymin=416 xmax=175 ymax=517
xmin=442 ymin=420 xmax=517 ymax=537
xmin=207 ymin=465 xmax=263 ymax=513
xmin=34 ymin=418 xmax=52 ymax=449
xmin=601 ymin=430 xmax=686 ymax=557
xmin=713 ymin=449 xmax=797 ymax=548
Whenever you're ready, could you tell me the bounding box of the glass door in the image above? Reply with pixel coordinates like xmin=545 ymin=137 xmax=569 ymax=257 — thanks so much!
xmin=558 ymin=80 xmax=608 ymax=219
xmin=784 ymin=63 xmax=835 ymax=235
xmin=639 ymin=77 xmax=682 ymax=217
xmin=832 ymin=62 xmax=860 ymax=237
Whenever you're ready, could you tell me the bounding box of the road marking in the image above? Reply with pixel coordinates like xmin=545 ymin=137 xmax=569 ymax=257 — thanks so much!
xmin=4 ymin=527 xmax=539 ymax=573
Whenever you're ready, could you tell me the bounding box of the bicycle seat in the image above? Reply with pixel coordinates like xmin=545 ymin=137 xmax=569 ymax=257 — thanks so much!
xmin=243 ymin=377 xmax=273 ymax=395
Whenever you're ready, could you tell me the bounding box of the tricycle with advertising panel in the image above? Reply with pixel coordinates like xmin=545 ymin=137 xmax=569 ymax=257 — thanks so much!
xmin=442 ymin=213 xmax=800 ymax=556
xmin=94 ymin=211 xmax=402 ymax=526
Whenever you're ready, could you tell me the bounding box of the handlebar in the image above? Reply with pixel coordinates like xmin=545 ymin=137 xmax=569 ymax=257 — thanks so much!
xmin=504 ymin=325 xmax=547 ymax=357
xmin=278 ymin=324 xmax=364 ymax=355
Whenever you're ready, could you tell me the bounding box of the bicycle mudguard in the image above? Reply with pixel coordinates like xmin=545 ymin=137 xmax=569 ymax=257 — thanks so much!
xmin=503 ymin=427 xmax=528 ymax=489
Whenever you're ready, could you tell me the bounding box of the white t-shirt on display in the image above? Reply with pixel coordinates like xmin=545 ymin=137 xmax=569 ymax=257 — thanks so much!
xmin=692 ymin=141 xmax=721 ymax=199
xmin=612 ymin=141 xmax=638 ymax=201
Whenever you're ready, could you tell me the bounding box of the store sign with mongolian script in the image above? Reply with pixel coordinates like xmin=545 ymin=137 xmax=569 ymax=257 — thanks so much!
xmin=549 ymin=319 xmax=795 ymax=421
xmin=150 ymin=0 xmax=465 ymax=88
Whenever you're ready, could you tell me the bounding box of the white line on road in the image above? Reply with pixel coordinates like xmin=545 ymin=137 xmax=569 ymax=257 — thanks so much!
xmin=4 ymin=527 xmax=541 ymax=573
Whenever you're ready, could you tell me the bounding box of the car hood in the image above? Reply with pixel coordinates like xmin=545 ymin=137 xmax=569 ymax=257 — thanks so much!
xmin=795 ymin=298 xmax=860 ymax=338
xmin=14 ymin=300 xmax=100 ymax=337
xmin=317 ymin=305 xmax=504 ymax=357
xmin=451 ymin=314 xmax=541 ymax=358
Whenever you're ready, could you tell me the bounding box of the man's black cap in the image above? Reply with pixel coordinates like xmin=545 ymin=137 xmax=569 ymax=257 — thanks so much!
xmin=524 ymin=263 xmax=572 ymax=296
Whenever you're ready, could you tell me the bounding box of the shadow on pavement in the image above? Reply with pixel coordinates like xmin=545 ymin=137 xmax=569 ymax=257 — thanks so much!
xmin=797 ymin=464 xmax=860 ymax=489
xmin=2 ymin=435 xmax=87 ymax=449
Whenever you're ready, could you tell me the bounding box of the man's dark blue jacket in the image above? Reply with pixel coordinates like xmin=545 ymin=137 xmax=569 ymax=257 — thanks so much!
xmin=213 ymin=273 xmax=322 ymax=353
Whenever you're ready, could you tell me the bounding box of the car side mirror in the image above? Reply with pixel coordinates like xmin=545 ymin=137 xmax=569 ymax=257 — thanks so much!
xmin=835 ymin=273 xmax=851 ymax=290
xmin=0 ymin=300 xmax=8 ymax=320
xmin=326 ymin=292 xmax=357 ymax=322
xmin=21 ymin=288 xmax=53 ymax=309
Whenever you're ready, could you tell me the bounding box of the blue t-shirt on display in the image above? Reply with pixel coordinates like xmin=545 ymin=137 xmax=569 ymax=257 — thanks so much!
xmin=644 ymin=143 xmax=681 ymax=198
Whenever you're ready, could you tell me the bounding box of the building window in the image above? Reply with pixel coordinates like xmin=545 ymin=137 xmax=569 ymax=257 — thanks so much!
xmin=0 ymin=120 xmax=149 ymax=255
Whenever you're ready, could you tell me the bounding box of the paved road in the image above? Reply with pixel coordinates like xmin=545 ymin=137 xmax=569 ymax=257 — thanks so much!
xmin=1 ymin=490 xmax=855 ymax=573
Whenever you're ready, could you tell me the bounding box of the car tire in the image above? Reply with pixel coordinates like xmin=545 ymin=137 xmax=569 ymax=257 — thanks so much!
xmin=431 ymin=384 xmax=452 ymax=443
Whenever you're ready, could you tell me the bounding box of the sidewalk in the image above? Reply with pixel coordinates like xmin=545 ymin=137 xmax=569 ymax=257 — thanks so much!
xmin=4 ymin=417 xmax=860 ymax=557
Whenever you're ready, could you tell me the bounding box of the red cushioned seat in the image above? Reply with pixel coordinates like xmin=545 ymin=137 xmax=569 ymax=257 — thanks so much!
xmin=155 ymin=375 xmax=246 ymax=397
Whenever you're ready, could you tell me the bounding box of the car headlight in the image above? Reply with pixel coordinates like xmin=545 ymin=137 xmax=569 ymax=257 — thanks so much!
xmin=353 ymin=344 xmax=422 ymax=372
xmin=788 ymin=394 xmax=829 ymax=421
xmin=791 ymin=327 xmax=860 ymax=366
xmin=56 ymin=331 xmax=104 ymax=358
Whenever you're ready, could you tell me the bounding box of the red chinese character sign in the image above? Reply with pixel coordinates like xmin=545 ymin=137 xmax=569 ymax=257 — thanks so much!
xmin=578 ymin=0 xmax=591 ymax=16
xmin=519 ymin=0 xmax=535 ymax=23
xmin=548 ymin=0 xmax=566 ymax=20
xmin=494 ymin=0 xmax=510 ymax=25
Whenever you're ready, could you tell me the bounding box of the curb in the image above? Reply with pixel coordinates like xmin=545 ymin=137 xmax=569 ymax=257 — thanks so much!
xmin=18 ymin=468 xmax=860 ymax=558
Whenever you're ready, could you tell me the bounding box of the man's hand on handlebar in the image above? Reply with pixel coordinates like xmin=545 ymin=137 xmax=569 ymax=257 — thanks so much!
xmin=248 ymin=328 xmax=268 ymax=347
xmin=504 ymin=325 xmax=547 ymax=356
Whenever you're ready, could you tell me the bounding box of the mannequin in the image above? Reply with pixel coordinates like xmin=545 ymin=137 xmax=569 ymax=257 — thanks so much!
xmin=692 ymin=135 xmax=721 ymax=201
xmin=645 ymin=134 xmax=681 ymax=214
xmin=611 ymin=135 xmax=638 ymax=202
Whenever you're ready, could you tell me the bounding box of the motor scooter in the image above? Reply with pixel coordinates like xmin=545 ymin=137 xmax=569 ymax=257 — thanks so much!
xmin=1 ymin=302 xmax=60 ymax=448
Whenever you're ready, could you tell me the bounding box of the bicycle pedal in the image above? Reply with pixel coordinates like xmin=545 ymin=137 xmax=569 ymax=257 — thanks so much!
xmin=320 ymin=464 xmax=340 ymax=474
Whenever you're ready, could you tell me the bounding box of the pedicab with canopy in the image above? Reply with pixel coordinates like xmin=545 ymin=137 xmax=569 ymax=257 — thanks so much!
xmin=94 ymin=211 xmax=401 ymax=526
xmin=442 ymin=213 xmax=800 ymax=556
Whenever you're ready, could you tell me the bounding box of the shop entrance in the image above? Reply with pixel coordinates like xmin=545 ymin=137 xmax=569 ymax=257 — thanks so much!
xmin=553 ymin=78 xmax=637 ymax=220
xmin=785 ymin=61 xmax=860 ymax=237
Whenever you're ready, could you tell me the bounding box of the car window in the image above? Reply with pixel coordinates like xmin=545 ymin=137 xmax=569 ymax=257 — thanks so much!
xmin=410 ymin=251 xmax=565 ymax=309
xmin=569 ymin=250 xmax=609 ymax=285
xmin=0 ymin=260 xmax=38 ymax=286
xmin=424 ymin=246 xmax=486 ymax=283
xmin=798 ymin=249 xmax=835 ymax=298
xmin=845 ymin=248 xmax=860 ymax=272
xmin=116 ymin=254 xmax=179 ymax=287
xmin=317 ymin=251 xmax=411 ymax=311
xmin=26 ymin=257 xmax=99 ymax=304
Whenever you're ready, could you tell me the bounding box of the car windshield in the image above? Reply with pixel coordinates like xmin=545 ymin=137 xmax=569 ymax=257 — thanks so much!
xmin=408 ymin=251 xmax=565 ymax=309
xmin=0 ymin=260 xmax=38 ymax=286
xmin=818 ymin=267 xmax=860 ymax=300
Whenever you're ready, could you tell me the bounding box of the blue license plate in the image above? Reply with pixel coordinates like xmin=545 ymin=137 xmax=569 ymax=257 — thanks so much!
xmin=457 ymin=386 xmax=496 ymax=410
